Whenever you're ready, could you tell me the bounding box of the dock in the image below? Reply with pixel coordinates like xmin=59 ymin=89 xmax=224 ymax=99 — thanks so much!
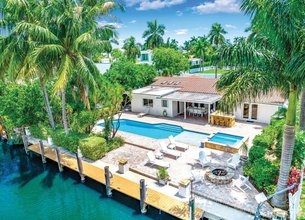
xmin=28 ymin=143 xmax=203 ymax=220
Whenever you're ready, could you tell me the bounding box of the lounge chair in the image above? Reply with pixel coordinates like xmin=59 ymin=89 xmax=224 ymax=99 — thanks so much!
xmin=191 ymin=170 xmax=203 ymax=184
xmin=137 ymin=107 xmax=149 ymax=118
xmin=147 ymin=151 xmax=170 ymax=168
xmin=198 ymin=150 xmax=210 ymax=168
xmin=227 ymin=154 xmax=241 ymax=170
xmin=168 ymin=135 xmax=189 ymax=151
xmin=232 ymin=175 xmax=251 ymax=192
xmin=160 ymin=142 xmax=181 ymax=159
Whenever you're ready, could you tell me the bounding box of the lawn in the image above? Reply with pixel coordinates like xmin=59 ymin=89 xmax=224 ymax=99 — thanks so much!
xmin=198 ymin=69 xmax=230 ymax=74
xmin=298 ymin=179 xmax=305 ymax=220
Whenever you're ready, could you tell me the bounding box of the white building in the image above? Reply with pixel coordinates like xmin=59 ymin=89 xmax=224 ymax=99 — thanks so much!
xmin=137 ymin=50 xmax=153 ymax=65
xmin=131 ymin=76 xmax=285 ymax=124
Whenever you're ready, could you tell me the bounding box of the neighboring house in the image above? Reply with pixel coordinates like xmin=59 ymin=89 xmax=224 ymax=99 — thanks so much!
xmin=137 ymin=50 xmax=153 ymax=65
xmin=189 ymin=58 xmax=202 ymax=66
xmin=131 ymin=76 xmax=285 ymax=124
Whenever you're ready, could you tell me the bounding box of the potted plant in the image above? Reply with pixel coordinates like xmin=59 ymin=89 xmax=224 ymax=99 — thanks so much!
xmin=157 ymin=167 xmax=170 ymax=186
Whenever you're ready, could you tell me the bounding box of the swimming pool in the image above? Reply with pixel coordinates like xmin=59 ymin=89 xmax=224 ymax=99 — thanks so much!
xmin=209 ymin=132 xmax=244 ymax=146
xmin=99 ymin=119 xmax=210 ymax=145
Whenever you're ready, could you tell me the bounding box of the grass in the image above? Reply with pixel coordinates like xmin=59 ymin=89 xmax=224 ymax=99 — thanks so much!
xmin=298 ymin=179 xmax=305 ymax=220
xmin=198 ymin=69 xmax=230 ymax=74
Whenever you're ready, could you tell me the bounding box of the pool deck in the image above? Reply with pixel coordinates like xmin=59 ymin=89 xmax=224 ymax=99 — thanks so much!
xmin=94 ymin=113 xmax=273 ymax=219
xmin=27 ymin=141 xmax=203 ymax=220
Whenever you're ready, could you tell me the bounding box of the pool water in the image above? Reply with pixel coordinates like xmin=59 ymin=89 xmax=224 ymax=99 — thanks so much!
xmin=99 ymin=120 xmax=244 ymax=147
xmin=0 ymin=142 xmax=175 ymax=220
xmin=100 ymin=119 xmax=184 ymax=139
xmin=209 ymin=133 xmax=244 ymax=146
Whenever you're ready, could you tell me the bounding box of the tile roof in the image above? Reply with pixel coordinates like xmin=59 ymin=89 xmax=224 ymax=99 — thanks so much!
xmin=152 ymin=76 xmax=219 ymax=94
xmin=150 ymin=76 xmax=285 ymax=105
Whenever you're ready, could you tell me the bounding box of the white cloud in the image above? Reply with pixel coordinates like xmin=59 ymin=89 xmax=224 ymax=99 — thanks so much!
xmin=193 ymin=0 xmax=240 ymax=14
xmin=129 ymin=20 xmax=137 ymax=24
xmin=175 ymin=29 xmax=188 ymax=35
xmin=98 ymin=21 xmax=125 ymax=29
xmin=225 ymin=24 xmax=237 ymax=29
xmin=176 ymin=10 xmax=183 ymax=16
xmin=129 ymin=0 xmax=185 ymax=11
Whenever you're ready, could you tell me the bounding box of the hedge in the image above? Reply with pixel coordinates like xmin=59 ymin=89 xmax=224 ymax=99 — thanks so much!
xmin=79 ymin=136 xmax=107 ymax=161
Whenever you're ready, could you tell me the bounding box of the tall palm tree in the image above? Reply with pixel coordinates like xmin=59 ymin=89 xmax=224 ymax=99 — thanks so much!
xmin=191 ymin=36 xmax=210 ymax=72
xmin=300 ymin=89 xmax=305 ymax=131
xmin=16 ymin=0 xmax=121 ymax=134
xmin=216 ymin=0 xmax=305 ymax=208
xmin=208 ymin=23 xmax=227 ymax=78
xmin=0 ymin=0 xmax=56 ymax=129
xmin=123 ymin=36 xmax=141 ymax=61
xmin=164 ymin=37 xmax=179 ymax=50
xmin=142 ymin=19 xmax=165 ymax=49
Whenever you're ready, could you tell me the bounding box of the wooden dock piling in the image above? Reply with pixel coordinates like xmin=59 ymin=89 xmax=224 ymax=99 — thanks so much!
xmin=54 ymin=147 xmax=63 ymax=172
xmin=104 ymin=166 xmax=112 ymax=197
xmin=22 ymin=135 xmax=29 ymax=155
xmin=140 ymin=179 xmax=147 ymax=214
xmin=76 ymin=150 xmax=85 ymax=183
xmin=39 ymin=140 xmax=46 ymax=163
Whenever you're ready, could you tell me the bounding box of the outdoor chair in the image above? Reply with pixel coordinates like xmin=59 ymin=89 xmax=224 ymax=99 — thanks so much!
xmin=168 ymin=135 xmax=189 ymax=151
xmin=227 ymin=154 xmax=241 ymax=170
xmin=137 ymin=107 xmax=149 ymax=118
xmin=147 ymin=151 xmax=170 ymax=168
xmin=198 ymin=150 xmax=210 ymax=168
xmin=160 ymin=141 xmax=181 ymax=159
xmin=191 ymin=170 xmax=203 ymax=184
xmin=232 ymin=175 xmax=251 ymax=192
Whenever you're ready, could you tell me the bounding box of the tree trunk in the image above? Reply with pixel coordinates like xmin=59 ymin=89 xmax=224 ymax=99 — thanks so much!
xmin=38 ymin=74 xmax=55 ymax=130
xmin=271 ymin=85 xmax=297 ymax=209
xmin=299 ymin=88 xmax=305 ymax=131
xmin=215 ymin=64 xmax=218 ymax=79
xmin=61 ymin=91 xmax=69 ymax=135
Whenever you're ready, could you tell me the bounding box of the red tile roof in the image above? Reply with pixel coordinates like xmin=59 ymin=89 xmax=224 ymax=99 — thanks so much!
xmin=151 ymin=76 xmax=285 ymax=104
xmin=152 ymin=76 xmax=219 ymax=94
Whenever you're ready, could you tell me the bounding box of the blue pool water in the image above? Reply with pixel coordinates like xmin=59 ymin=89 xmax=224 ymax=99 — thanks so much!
xmin=99 ymin=120 xmax=244 ymax=147
xmin=209 ymin=132 xmax=244 ymax=146
xmin=100 ymin=119 xmax=184 ymax=139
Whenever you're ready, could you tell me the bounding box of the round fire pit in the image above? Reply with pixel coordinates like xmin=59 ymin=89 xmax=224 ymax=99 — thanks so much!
xmin=205 ymin=166 xmax=234 ymax=185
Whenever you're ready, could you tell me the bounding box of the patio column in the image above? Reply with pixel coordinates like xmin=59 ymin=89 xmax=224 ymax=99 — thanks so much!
xmin=184 ymin=102 xmax=186 ymax=119
xmin=213 ymin=102 xmax=216 ymax=111
xmin=208 ymin=103 xmax=211 ymax=123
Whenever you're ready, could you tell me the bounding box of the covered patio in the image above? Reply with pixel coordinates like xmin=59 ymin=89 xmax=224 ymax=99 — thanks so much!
xmin=162 ymin=91 xmax=221 ymax=123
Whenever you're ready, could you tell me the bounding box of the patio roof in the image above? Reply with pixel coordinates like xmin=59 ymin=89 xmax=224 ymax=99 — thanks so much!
xmin=133 ymin=86 xmax=179 ymax=96
xmin=162 ymin=91 xmax=221 ymax=104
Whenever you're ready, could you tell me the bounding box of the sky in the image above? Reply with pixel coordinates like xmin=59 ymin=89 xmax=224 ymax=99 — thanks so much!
xmin=103 ymin=0 xmax=251 ymax=47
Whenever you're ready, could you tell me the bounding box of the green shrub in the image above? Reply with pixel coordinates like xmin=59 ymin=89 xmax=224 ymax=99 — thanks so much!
xmin=71 ymin=110 xmax=100 ymax=133
xmin=29 ymin=124 xmax=50 ymax=139
xmin=252 ymin=134 xmax=274 ymax=148
xmin=79 ymin=136 xmax=107 ymax=161
xmin=50 ymin=129 xmax=83 ymax=153
xmin=248 ymin=145 xmax=267 ymax=164
xmin=245 ymin=158 xmax=278 ymax=193
xmin=109 ymin=136 xmax=124 ymax=150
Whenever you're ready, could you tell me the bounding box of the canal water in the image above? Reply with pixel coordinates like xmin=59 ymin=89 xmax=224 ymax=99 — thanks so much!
xmin=0 ymin=142 xmax=176 ymax=220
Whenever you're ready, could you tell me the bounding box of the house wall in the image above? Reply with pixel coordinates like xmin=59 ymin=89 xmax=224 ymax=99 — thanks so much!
xmin=131 ymin=94 xmax=174 ymax=117
xmin=235 ymin=103 xmax=281 ymax=124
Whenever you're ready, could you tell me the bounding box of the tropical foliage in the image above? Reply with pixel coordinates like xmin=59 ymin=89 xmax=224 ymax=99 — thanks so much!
xmin=142 ymin=19 xmax=165 ymax=49
xmin=123 ymin=36 xmax=141 ymax=61
xmin=152 ymin=48 xmax=189 ymax=76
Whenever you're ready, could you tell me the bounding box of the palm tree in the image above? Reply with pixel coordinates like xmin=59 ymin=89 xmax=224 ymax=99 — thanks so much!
xmin=142 ymin=19 xmax=165 ymax=49
xmin=164 ymin=37 xmax=179 ymax=50
xmin=123 ymin=36 xmax=141 ymax=61
xmin=300 ymin=90 xmax=305 ymax=131
xmin=208 ymin=23 xmax=227 ymax=78
xmin=0 ymin=0 xmax=56 ymax=129
xmin=216 ymin=0 xmax=305 ymax=208
xmin=16 ymin=0 xmax=121 ymax=134
xmin=191 ymin=36 xmax=210 ymax=72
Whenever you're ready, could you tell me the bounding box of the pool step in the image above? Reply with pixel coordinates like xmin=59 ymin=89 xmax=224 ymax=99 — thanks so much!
xmin=155 ymin=124 xmax=183 ymax=133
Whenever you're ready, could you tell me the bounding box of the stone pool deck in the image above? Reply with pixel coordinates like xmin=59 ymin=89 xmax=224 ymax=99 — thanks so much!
xmin=94 ymin=113 xmax=273 ymax=219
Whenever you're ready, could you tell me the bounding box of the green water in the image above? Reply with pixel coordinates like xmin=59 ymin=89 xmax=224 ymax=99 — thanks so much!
xmin=0 ymin=143 xmax=176 ymax=220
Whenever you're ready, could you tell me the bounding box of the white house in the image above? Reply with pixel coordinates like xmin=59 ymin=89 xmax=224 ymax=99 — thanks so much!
xmin=137 ymin=50 xmax=153 ymax=65
xmin=131 ymin=76 xmax=285 ymax=124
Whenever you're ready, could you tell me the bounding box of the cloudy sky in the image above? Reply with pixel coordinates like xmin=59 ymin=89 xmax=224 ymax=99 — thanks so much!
xmin=106 ymin=0 xmax=250 ymax=47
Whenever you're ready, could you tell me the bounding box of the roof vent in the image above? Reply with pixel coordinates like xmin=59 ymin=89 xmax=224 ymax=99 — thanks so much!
xmin=161 ymin=81 xmax=167 ymax=84
xmin=167 ymin=81 xmax=174 ymax=85
xmin=174 ymin=82 xmax=180 ymax=85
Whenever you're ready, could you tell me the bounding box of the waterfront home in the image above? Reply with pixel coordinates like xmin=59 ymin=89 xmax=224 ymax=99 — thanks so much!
xmin=131 ymin=76 xmax=285 ymax=124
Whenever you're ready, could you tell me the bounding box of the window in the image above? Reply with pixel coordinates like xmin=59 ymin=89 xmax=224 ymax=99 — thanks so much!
xmin=251 ymin=104 xmax=258 ymax=120
xmin=243 ymin=104 xmax=249 ymax=119
xmin=143 ymin=99 xmax=153 ymax=107
xmin=141 ymin=54 xmax=149 ymax=61
xmin=162 ymin=100 xmax=168 ymax=108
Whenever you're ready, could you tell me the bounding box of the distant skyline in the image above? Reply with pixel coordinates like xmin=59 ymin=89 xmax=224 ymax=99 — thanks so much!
xmin=105 ymin=0 xmax=251 ymax=47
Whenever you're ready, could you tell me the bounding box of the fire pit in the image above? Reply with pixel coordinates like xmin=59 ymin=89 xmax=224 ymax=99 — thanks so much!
xmin=205 ymin=166 xmax=234 ymax=185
